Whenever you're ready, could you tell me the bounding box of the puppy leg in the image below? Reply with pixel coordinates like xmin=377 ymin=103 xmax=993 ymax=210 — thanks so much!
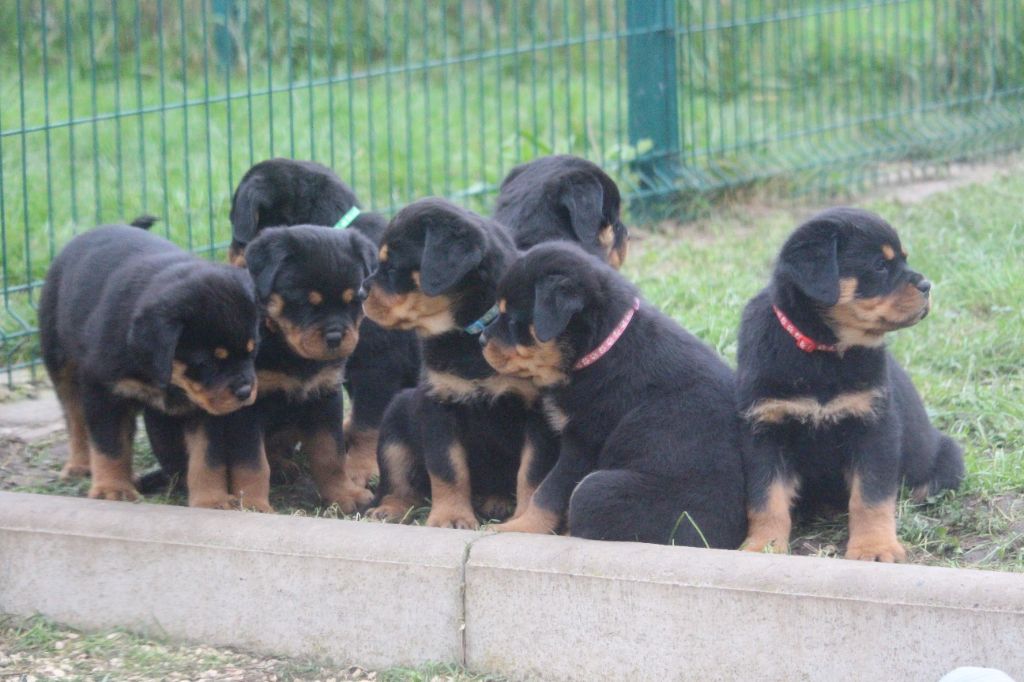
xmin=742 ymin=475 xmax=798 ymax=554
xmin=220 ymin=409 xmax=273 ymax=513
xmin=229 ymin=442 xmax=273 ymax=513
xmin=81 ymin=387 xmax=139 ymax=501
xmin=367 ymin=440 xmax=426 ymax=522
xmin=493 ymin=437 xmax=590 ymax=535
xmin=55 ymin=372 xmax=91 ymax=480
xmin=845 ymin=473 xmax=906 ymax=562
xmin=307 ymin=429 xmax=374 ymax=513
xmin=343 ymin=418 xmax=379 ymax=488
xmin=425 ymin=441 xmax=478 ymax=530
xmin=512 ymin=418 xmax=560 ymax=520
xmin=185 ymin=424 xmax=236 ymax=510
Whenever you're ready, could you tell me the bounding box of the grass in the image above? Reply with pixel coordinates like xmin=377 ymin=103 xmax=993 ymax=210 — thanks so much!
xmin=0 ymin=615 xmax=504 ymax=681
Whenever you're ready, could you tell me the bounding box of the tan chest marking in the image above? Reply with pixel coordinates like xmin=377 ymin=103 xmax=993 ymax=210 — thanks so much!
xmin=542 ymin=395 xmax=569 ymax=433
xmin=257 ymin=365 xmax=343 ymax=401
xmin=745 ymin=389 xmax=884 ymax=427
xmin=426 ymin=370 xmax=539 ymax=404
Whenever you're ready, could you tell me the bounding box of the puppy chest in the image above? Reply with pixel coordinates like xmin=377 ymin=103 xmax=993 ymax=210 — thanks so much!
xmin=745 ymin=388 xmax=886 ymax=428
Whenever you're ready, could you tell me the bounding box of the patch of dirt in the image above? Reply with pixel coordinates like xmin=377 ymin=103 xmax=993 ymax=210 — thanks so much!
xmin=0 ymin=436 xmax=68 ymax=492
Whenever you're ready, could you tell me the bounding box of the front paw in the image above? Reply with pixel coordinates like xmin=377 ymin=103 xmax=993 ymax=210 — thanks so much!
xmin=60 ymin=462 xmax=91 ymax=480
xmin=238 ymin=496 xmax=275 ymax=513
xmin=490 ymin=506 xmax=559 ymax=535
xmin=367 ymin=496 xmax=417 ymax=523
xmin=189 ymin=493 xmax=240 ymax=510
xmin=426 ymin=507 xmax=479 ymax=530
xmin=741 ymin=533 xmax=790 ymax=554
xmin=845 ymin=537 xmax=907 ymax=563
xmin=321 ymin=482 xmax=374 ymax=514
xmin=478 ymin=495 xmax=516 ymax=521
xmin=88 ymin=481 xmax=139 ymax=501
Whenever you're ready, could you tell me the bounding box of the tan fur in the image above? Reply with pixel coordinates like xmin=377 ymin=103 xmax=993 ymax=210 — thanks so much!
xmin=229 ymin=443 xmax=274 ymax=512
xmin=882 ymin=244 xmax=895 ymax=260
xmin=827 ymin=278 xmax=929 ymax=350
xmin=308 ymin=290 xmax=323 ymax=305
xmin=425 ymin=442 xmax=478 ymax=529
xmin=513 ymin=442 xmax=537 ymax=519
xmin=541 ymin=395 xmax=570 ymax=433
xmin=482 ymin=336 xmax=569 ymax=388
xmin=425 ymin=369 xmax=539 ymax=404
xmin=185 ymin=427 xmax=235 ymax=509
xmin=227 ymin=244 xmax=247 ymax=267
xmin=246 ymin=339 xmax=255 ymax=353
xmin=256 ymin=365 xmax=343 ymax=401
xmin=741 ymin=477 xmax=799 ymax=553
xmin=367 ymin=442 xmax=424 ymax=522
xmin=608 ymin=239 xmax=628 ymax=270
xmin=478 ymin=495 xmax=517 ymax=520
xmin=342 ymin=288 xmax=355 ymax=304
xmin=86 ymin=411 xmax=138 ymax=502
xmin=845 ymin=474 xmax=906 ymax=562
xmin=342 ymin=418 xmax=379 ymax=487
xmin=214 ymin=347 xmax=228 ymax=360
xmin=598 ymin=224 xmax=615 ymax=250
xmin=266 ymin=293 xmax=359 ymax=360
xmin=378 ymin=244 xmax=389 ymax=262
xmin=491 ymin=501 xmax=560 ymax=534
xmin=362 ymin=285 xmax=456 ymax=336
xmin=745 ymin=389 xmax=884 ymax=428
xmin=54 ymin=369 xmax=91 ymax=480
xmin=171 ymin=360 xmax=256 ymax=415
xmin=306 ymin=430 xmax=373 ymax=513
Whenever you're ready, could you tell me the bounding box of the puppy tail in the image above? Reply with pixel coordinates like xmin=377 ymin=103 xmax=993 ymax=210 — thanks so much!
xmin=129 ymin=215 xmax=160 ymax=230
xmin=930 ymin=435 xmax=965 ymax=493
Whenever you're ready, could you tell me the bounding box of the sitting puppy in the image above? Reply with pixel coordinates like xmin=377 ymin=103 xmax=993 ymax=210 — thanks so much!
xmin=494 ymin=155 xmax=629 ymax=269
xmin=479 ymin=243 xmax=747 ymax=547
xmin=39 ymin=218 xmax=261 ymax=505
xmin=228 ymin=157 xmax=420 ymax=486
xmin=148 ymin=226 xmax=378 ymax=513
xmin=361 ymin=198 xmax=558 ymax=528
xmin=737 ymin=207 xmax=964 ymax=562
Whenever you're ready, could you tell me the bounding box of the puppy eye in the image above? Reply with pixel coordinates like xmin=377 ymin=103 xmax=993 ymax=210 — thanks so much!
xmin=874 ymin=258 xmax=888 ymax=273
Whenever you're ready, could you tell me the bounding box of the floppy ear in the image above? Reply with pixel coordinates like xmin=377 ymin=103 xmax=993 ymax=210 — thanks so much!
xmin=533 ymin=275 xmax=585 ymax=342
xmin=349 ymin=231 xmax=378 ymax=279
xmin=419 ymin=217 xmax=486 ymax=296
xmin=777 ymin=229 xmax=840 ymax=305
xmin=127 ymin=305 xmax=182 ymax=388
xmin=244 ymin=234 xmax=288 ymax=301
xmin=560 ymin=174 xmax=606 ymax=246
xmin=229 ymin=178 xmax=265 ymax=245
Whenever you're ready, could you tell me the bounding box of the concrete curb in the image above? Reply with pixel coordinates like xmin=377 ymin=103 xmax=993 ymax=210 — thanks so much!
xmin=2 ymin=491 xmax=1022 ymax=680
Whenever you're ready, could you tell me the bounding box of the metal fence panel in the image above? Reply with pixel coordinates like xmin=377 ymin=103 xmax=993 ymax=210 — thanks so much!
xmin=1 ymin=0 xmax=1022 ymax=380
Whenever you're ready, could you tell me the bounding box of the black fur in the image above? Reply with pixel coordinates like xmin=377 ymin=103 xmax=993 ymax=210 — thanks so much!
xmin=493 ymin=155 xmax=628 ymax=267
xmin=362 ymin=198 xmax=558 ymax=528
xmin=736 ymin=207 xmax=964 ymax=559
xmin=39 ymin=222 xmax=260 ymax=501
xmin=480 ymin=242 xmax=747 ymax=548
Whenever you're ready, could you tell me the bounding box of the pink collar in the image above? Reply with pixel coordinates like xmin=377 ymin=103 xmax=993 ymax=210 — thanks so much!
xmin=772 ymin=305 xmax=837 ymax=353
xmin=574 ymin=298 xmax=641 ymax=370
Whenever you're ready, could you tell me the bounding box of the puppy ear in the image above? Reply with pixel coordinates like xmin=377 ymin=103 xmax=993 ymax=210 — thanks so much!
xmin=533 ymin=275 xmax=585 ymax=342
xmin=244 ymin=233 xmax=288 ymax=301
xmin=349 ymin=231 xmax=378 ymax=279
xmin=127 ymin=305 xmax=181 ymax=388
xmin=560 ymin=174 xmax=606 ymax=246
xmin=229 ymin=178 xmax=265 ymax=245
xmin=777 ymin=228 xmax=840 ymax=305
xmin=419 ymin=216 xmax=486 ymax=296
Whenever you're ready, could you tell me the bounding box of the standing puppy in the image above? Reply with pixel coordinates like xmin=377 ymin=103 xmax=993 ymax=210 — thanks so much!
xmin=494 ymin=155 xmax=629 ymax=269
xmin=737 ymin=208 xmax=964 ymax=561
xmin=39 ymin=220 xmax=261 ymax=506
xmin=480 ymin=243 xmax=747 ymax=547
xmin=361 ymin=198 xmax=558 ymax=528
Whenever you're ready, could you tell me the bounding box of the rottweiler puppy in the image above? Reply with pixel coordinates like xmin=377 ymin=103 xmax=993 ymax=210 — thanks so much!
xmin=360 ymin=198 xmax=558 ymax=528
xmin=493 ymin=154 xmax=629 ymax=269
xmin=147 ymin=226 xmax=378 ymax=512
xmin=39 ymin=218 xmax=261 ymax=506
xmin=737 ymin=207 xmax=964 ymax=562
xmin=479 ymin=242 xmax=747 ymax=547
xmin=228 ymin=157 xmax=420 ymax=486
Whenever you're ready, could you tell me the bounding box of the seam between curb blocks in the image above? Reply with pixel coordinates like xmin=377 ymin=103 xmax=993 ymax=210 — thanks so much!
xmin=458 ymin=533 xmax=488 ymax=667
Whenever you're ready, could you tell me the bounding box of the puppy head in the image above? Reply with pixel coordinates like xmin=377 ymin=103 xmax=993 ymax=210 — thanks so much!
xmin=495 ymin=155 xmax=630 ymax=269
xmin=480 ymin=242 xmax=629 ymax=387
xmin=228 ymin=158 xmax=362 ymax=265
xmin=775 ymin=207 xmax=931 ymax=347
xmin=245 ymin=225 xmax=375 ymax=361
xmin=360 ymin=198 xmax=515 ymax=336
xmin=129 ymin=264 xmax=260 ymax=415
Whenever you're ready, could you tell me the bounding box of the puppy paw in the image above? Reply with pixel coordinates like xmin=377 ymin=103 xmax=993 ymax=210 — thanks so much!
xmin=322 ymin=483 xmax=374 ymax=514
xmin=478 ymin=495 xmax=516 ymax=521
xmin=60 ymin=462 xmax=91 ymax=480
xmin=88 ymin=480 xmax=139 ymax=502
xmin=367 ymin=497 xmax=417 ymax=523
xmin=345 ymin=455 xmax=378 ymax=489
xmin=426 ymin=507 xmax=479 ymax=530
xmin=490 ymin=512 xmax=557 ymax=535
xmin=845 ymin=538 xmax=907 ymax=563
xmin=238 ymin=497 xmax=275 ymax=513
xmin=740 ymin=534 xmax=790 ymax=554
xmin=190 ymin=493 xmax=240 ymax=510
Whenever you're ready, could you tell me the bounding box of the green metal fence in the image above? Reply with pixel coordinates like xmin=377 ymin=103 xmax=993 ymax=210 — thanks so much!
xmin=2 ymin=0 xmax=1023 ymax=381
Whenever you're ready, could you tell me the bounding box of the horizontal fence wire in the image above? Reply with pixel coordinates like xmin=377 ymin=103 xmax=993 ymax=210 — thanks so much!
xmin=0 ymin=0 xmax=1022 ymax=382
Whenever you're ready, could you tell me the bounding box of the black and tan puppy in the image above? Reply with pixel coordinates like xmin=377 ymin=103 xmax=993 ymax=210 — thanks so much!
xmin=494 ymin=154 xmax=629 ymax=269
xmin=479 ymin=243 xmax=747 ymax=547
xmin=39 ymin=219 xmax=260 ymax=505
xmin=228 ymin=157 xmax=420 ymax=486
xmin=737 ymin=207 xmax=964 ymax=562
xmin=360 ymin=198 xmax=558 ymax=528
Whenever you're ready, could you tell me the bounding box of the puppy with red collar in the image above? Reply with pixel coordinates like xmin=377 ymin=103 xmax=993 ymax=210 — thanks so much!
xmin=479 ymin=242 xmax=747 ymax=547
xmin=737 ymin=208 xmax=964 ymax=561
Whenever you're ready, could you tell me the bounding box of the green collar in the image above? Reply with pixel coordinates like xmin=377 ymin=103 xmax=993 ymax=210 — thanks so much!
xmin=334 ymin=206 xmax=361 ymax=229
xmin=464 ymin=304 xmax=500 ymax=335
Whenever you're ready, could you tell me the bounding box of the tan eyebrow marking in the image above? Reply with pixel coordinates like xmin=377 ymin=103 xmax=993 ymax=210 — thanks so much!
xmin=308 ymin=290 xmax=324 ymax=305
xmin=342 ymin=289 xmax=355 ymax=304
xmin=214 ymin=347 xmax=229 ymax=360
xmin=379 ymin=244 xmax=389 ymax=262
xmin=881 ymin=244 xmax=895 ymax=261
xmin=246 ymin=339 xmax=255 ymax=353
xmin=499 ymin=299 xmax=507 ymax=314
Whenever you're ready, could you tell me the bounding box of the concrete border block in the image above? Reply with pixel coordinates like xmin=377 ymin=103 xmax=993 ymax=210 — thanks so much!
xmin=0 ymin=491 xmax=475 ymax=668
xmin=465 ymin=533 xmax=1024 ymax=681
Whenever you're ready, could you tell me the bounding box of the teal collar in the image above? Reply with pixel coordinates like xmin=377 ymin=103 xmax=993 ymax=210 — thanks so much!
xmin=334 ymin=206 xmax=361 ymax=229
xmin=464 ymin=304 xmax=499 ymax=335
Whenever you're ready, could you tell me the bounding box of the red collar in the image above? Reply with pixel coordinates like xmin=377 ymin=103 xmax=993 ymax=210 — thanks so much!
xmin=574 ymin=298 xmax=640 ymax=370
xmin=772 ymin=305 xmax=837 ymax=353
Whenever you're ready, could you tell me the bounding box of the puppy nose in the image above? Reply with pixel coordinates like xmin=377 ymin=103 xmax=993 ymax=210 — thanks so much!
xmin=916 ymin=279 xmax=932 ymax=295
xmin=325 ymin=330 xmax=343 ymax=348
xmin=233 ymin=384 xmax=253 ymax=401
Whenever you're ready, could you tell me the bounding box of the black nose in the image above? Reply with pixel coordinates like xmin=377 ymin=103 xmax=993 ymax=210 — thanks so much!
xmin=357 ymin=285 xmax=369 ymax=302
xmin=233 ymin=384 xmax=253 ymax=401
xmin=325 ymin=330 xmax=343 ymax=348
xmin=916 ymin=279 xmax=932 ymax=295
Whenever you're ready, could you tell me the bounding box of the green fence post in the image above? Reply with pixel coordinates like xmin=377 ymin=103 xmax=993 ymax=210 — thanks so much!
xmin=212 ymin=0 xmax=237 ymax=70
xmin=627 ymin=0 xmax=680 ymax=214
